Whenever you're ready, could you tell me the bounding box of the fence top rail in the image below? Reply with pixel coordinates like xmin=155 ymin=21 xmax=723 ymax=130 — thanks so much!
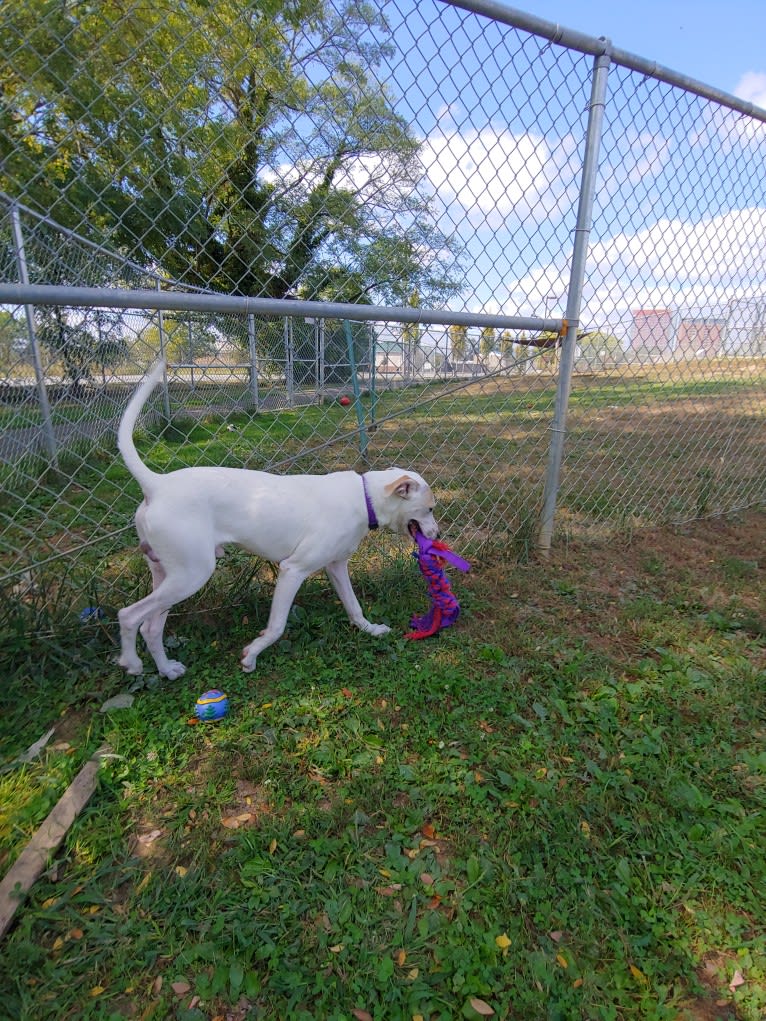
xmin=442 ymin=0 xmax=766 ymax=124
xmin=0 ymin=283 xmax=563 ymax=334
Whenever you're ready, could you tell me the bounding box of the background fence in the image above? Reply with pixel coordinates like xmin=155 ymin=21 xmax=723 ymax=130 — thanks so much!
xmin=1 ymin=0 xmax=765 ymax=641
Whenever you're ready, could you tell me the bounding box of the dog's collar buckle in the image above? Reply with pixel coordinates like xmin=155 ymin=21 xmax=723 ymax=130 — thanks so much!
xmin=361 ymin=474 xmax=378 ymax=530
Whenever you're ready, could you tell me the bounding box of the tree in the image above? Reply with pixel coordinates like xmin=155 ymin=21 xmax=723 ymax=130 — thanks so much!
xmin=1 ymin=0 xmax=463 ymax=309
xmin=498 ymin=330 xmax=514 ymax=367
xmin=448 ymin=324 xmax=468 ymax=365
xmin=576 ymin=331 xmax=623 ymax=366
xmin=479 ymin=326 xmax=495 ymax=362
xmin=0 ymin=311 xmax=29 ymax=373
xmin=37 ymin=307 xmax=126 ymax=386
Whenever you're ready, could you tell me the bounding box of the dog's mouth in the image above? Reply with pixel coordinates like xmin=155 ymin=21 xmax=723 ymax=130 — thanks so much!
xmin=408 ymin=519 xmax=421 ymax=539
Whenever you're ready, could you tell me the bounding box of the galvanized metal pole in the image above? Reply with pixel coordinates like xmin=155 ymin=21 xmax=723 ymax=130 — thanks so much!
xmin=155 ymin=281 xmax=171 ymax=423
xmin=538 ymin=45 xmax=612 ymax=554
xmin=343 ymin=320 xmax=369 ymax=463
xmin=10 ymin=203 xmax=59 ymax=469
xmin=247 ymin=314 xmax=259 ymax=408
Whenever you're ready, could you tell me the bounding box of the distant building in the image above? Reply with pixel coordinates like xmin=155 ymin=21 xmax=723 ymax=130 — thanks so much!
xmin=630 ymin=309 xmax=673 ymax=359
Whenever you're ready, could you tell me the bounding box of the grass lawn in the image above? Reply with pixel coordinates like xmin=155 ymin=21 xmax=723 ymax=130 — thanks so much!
xmin=1 ymin=509 xmax=764 ymax=1020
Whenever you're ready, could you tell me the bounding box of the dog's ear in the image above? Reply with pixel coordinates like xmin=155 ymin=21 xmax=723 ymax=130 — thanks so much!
xmin=385 ymin=474 xmax=419 ymax=499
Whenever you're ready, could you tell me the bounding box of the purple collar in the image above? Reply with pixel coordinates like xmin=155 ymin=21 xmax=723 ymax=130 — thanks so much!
xmin=361 ymin=474 xmax=378 ymax=530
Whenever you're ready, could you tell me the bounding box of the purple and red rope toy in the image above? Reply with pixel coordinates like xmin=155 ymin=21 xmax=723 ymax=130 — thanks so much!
xmin=405 ymin=529 xmax=471 ymax=640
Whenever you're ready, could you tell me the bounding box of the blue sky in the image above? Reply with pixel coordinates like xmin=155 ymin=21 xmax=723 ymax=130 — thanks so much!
xmin=373 ymin=0 xmax=766 ymax=334
xmin=513 ymin=1 xmax=766 ymax=99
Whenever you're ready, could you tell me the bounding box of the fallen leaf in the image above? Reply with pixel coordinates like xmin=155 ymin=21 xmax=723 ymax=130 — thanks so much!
xmin=579 ymin=820 xmax=591 ymax=840
xmin=175 ymin=866 xmax=188 ymax=877
xmin=549 ymin=930 xmax=564 ymax=943
xmin=89 ymin=986 xmax=105 ymax=996
xmin=426 ymin=895 xmax=442 ymax=909
xmin=99 ymin=693 xmax=135 ymax=713
xmin=42 ymin=897 xmax=58 ymax=910
xmin=404 ymin=848 xmax=419 ymax=859
xmin=478 ymin=720 xmax=495 ymax=733
xmin=171 ymin=981 xmax=191 ymax=996
xmin=138 ymin=829 xmax=163 ymax=844
xmin=413 ymin=1015 xmax=424 ymax=1021
xmin=269 ymin=838 xmax=278 ymax=854
xmin=420 ymin=873 xmax=434 ymax=886
xmin=572 ymin=977 xmax=583 ymax=989
xmin=52 ymin=937 xmax=64 ymax=951
xmin=408 ymin=968 xmax=420 ymax=981
xmin=329 ymin=944 xmax=344 ymax=953
xmin=395 ymin=949 xmax=407 ymax=966
xmin=341 ymin=688 xmax=354 ymax=698
xmin=221 ymin=816 xmax=242 ymax=829
xmin=729 ymin=970 xmax=745 ymax=992
xmin=351 ymin=1010 xmax=372 ymax=1021
xmin=469 ymin=997 xmax=495 ymax=1016
xmin=495 ymin=933 xmax=512 ymax=952
xmin=151 ymin=976 xmax=163 ymax=996
xmin=556 ymin=953 xmax=568 ymax=968
xmin=630 ymin=964 xmax=648 ymax=984
xmin=376 ymin=884 xmax=403 ymax=897
xmin=68 ymin=928 xmax=84 ymax=940
xmin=421 ymin=823 xmax=437 ymax=839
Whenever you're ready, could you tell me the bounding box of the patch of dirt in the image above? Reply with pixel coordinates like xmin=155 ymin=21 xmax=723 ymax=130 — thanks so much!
xmin=673 ymin=951 xmax=743 ymax=1020
xmin=474 ymin=508 xmax=765 ymax=665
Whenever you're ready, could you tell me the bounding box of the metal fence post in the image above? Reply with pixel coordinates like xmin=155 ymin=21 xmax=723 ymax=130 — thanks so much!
xmin=284 ymin=316 xmax=294 ymax=407
xmin=538 ymin=43 xmax=612 ymax=554
xmin=10 ymin=202 xmax=59 ymax=469
xmin=247 ymin=314 xmax=259 ymax=408
xmin=156 ymin=280 xmax=171 ymax=423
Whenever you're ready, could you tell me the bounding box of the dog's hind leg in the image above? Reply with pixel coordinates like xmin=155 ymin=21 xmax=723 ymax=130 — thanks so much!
xmin=118 ymin=554 xmax=215 ymax=679
xmin=240 ymin=561 xmax=310 ymax=673
xmin=325 ymin=559 xmax=391 ymax=637
xmin=138 ymin=557 xmax=186 ymax=680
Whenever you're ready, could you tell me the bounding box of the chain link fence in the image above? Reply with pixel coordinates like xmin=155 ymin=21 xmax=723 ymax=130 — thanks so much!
xmin=1 ymin=0 xmax=765 ymax=640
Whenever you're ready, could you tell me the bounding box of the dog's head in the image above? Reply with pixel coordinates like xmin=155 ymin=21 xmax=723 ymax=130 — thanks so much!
xmin=383 ymin=470 xmax=439 ymax=540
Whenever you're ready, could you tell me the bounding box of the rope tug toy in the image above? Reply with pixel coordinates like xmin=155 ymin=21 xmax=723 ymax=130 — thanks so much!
xmin=405 ymin=528 xmax=471 ymax=640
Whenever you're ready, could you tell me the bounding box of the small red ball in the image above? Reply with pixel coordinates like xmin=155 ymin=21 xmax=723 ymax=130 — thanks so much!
xmin=339 ymin=395 xmax=351 ymax=406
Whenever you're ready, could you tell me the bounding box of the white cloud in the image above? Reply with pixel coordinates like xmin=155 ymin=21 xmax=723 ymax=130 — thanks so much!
xmin=499 ymin=207 xmax=766 ymax=326
xmin=421 ymin=126 xmax=549 ymax=217
xmin=419 ymin=125 xmax=583 ymax=227
xmin=734 ymin=71 xmax=766 ymax=110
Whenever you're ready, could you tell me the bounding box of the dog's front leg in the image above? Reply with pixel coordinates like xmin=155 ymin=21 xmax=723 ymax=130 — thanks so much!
xmin=241 ymin=561 xmax=310 ymax=673
xmin=325 ymin=560 xmax=391 ymax=637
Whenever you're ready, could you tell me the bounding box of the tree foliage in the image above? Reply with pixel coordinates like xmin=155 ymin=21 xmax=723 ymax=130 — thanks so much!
xmin=1 ymin=0 xmax=462 ymax=307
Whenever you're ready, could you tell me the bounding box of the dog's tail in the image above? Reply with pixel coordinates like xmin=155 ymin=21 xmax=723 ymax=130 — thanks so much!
xmin=117 ymin=358 xmax=166 ymax=495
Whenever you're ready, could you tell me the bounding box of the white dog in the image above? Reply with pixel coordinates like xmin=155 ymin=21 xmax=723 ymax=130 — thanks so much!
xmin=116 ymin=359 xmax=439 ymax=678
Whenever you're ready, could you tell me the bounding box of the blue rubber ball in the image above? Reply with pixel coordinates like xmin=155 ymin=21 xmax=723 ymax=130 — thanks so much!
xmin=195 ymin=689 xmax=229 ymax=721
xmin=79 ymin=606 xmax=105 ymax=623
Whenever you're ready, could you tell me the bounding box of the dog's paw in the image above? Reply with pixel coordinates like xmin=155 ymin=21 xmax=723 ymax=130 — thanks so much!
xmin=363 ymin=622 xmax=391 ymax=637
xmin=118 ymin=654 xmax=144 ymax=675
xmin=240 ymin=646 xmax=258 ymax=673
xmin=160 ymin=660 xmax=186 ymax=680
